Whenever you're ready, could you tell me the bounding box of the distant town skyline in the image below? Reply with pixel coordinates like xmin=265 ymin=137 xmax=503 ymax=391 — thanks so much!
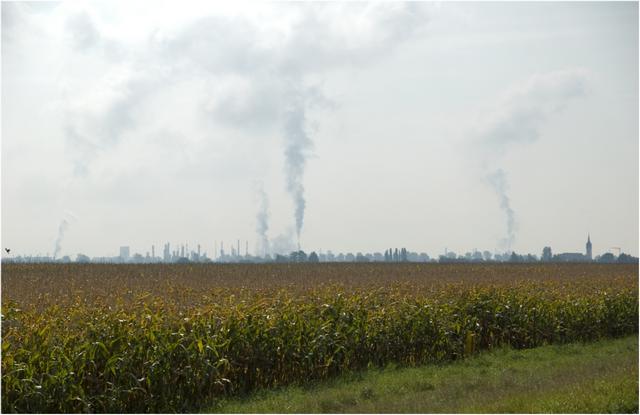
xmin=2 ymin=2 xmax=638 ymax=258
xmin=4 ymin=233 xmax=635 ymax=265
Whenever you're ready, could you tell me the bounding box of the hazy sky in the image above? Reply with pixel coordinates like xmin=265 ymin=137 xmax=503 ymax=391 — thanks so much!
xmin=2 ymin=2 xmax=638 ymax=258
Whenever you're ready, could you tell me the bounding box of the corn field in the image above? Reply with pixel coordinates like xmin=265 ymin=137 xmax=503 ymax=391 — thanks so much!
xmin=2 ymin=263 xmax=637 ymax=413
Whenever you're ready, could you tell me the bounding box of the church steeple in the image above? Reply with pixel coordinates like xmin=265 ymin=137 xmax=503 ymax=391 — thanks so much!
xmin=586 ymin=234 xmax=592 ymax=261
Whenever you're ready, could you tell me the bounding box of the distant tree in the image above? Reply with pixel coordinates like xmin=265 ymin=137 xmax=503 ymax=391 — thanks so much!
xmin=542 ymin=247 xmax=552 ymax=262
xmin=393 ymin=248 xmax=399 ymax=262
xmin=617 ymin=253 xmax=638 ymax=263
xmin=509 ymin=252 xmax=522 ymax=262
xmin=290 ymin=251 xmax=309 ymax=262
xmin=355 ymin=253 xmax=369 ymax=262
xmin=76 ymin=253 xmax=91 ymax=263
xmin=308 ymin=251 xmax=319 ymax=263
xmin=495 ymin=253 xmax=508 ymax=262
xmin=598 ymin=253 xmax=616 ymax=263
xmin=275 ymin=254 xmax=288 ymax=263
xmin=400 ymin=248 xmax=408 ymax=262
xmin=176 ymin=257 xmax=190 ymax=264
xmin=482 ymin=251 xmax=492 ymax=261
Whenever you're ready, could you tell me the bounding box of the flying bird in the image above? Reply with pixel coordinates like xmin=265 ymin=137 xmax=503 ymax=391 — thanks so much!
xmin=4 ymin=248 xmax=10 ymax=254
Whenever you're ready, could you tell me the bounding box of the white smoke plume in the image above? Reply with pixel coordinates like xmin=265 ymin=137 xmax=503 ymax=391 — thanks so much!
xmin=53 ymin=219 xmax=69 ymax=260
xmin=283 ymin=90 xmax=312 ymax=242
xmin=269 ymin=4 xmax=428 ymax=243
xmin=254 ymin=182 xmax=270 ymax=257
xmin=270 ymin=230 xmax=298 ymax=256
xmin=486 ymin=169 xmax=516 ymax=250
xmin=473 ymin=69 xmax=589 ymax=250
xmin=52 ymin=211 xmax=78 ymax=259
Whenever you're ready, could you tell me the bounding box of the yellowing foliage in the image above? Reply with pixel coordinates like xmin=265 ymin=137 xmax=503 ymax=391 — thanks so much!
xmin=1 ymin=263 xmax=637 ymax=412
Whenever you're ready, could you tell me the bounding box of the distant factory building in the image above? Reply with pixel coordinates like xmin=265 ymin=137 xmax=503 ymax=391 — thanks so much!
xmin=163 ymin=243 xmax=171 ymax=262
xmin=119 ymin=246 xmax=130 ymax=261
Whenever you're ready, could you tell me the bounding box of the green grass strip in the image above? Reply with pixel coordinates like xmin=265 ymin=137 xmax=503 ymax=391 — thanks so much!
xmin=212 ymin=335 xmax=639 ymax=413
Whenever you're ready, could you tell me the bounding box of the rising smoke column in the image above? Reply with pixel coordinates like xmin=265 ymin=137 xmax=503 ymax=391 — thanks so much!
xmin=473 ymin=69 xmax=588 ymax=250
xmin=282 ymin=89 xmax=313 ymax=244
xmin=52 ymin=211 xmax=78 ymax=259
xmin=487 ymin=169 xmax=515 ymax=250
xmin=53 ymin=219 xmax=69 ymax=259
xmin=255 ymin=183 xmax=270 ymax=256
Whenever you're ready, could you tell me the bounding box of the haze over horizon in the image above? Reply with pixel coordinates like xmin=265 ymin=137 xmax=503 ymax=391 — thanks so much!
xmin=2 ymin=2 xmax=638 ymax=258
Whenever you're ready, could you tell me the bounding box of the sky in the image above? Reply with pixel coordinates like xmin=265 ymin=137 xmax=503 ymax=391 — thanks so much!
xmin=2 ymin=1 xmax=638 ymax=259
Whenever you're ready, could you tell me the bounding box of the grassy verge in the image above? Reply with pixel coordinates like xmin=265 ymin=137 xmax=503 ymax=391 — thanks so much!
xmin=212 ymin=335 xmax=638 ymax=413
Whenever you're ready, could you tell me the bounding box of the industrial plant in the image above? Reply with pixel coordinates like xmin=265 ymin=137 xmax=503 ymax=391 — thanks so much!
xmin=2 ymin=235 xmax=637 ymax=264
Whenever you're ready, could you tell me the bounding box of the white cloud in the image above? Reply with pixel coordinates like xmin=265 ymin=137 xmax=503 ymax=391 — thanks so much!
xmin=474 ymin=68 xmax=590 ymax=160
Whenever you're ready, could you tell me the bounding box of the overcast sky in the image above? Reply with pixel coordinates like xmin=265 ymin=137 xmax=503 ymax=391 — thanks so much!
xmin=2 ymin=1 xmax=638 ymax=258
